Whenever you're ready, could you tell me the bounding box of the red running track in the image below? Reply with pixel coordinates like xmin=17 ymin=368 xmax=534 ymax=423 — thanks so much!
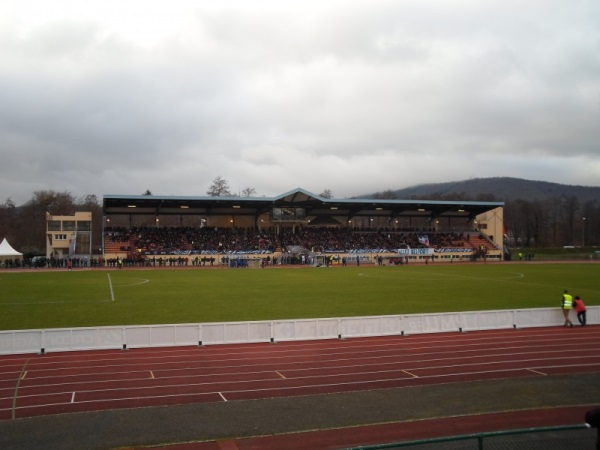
xmin=1 ymin=326 xmax=599 ymax=421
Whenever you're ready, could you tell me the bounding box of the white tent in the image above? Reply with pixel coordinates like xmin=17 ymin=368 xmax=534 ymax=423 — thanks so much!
xmin=0 ymin=238 xmax=22 ymax=264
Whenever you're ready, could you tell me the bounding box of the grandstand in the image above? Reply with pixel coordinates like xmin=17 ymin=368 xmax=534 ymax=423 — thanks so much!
xmin=102 ymin=188 xmax=505 ymax=265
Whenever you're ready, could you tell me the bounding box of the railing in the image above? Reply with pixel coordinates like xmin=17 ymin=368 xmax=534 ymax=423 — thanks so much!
xmin=341 ymin=424 xmax=594 ymax=449
xmin=0 ymin=306 xmax=597 ymax=355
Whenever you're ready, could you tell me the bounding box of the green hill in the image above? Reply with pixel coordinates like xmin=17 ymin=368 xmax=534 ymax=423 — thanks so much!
xmin=365 ymin=177 xmax=600 ymax=203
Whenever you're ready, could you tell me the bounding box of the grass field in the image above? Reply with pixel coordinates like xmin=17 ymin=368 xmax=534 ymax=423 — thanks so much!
xmin=0 ymin=263 xmax=598 ymax=330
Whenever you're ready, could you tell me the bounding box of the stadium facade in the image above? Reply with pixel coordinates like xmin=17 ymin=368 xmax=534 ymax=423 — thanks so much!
xmin=102 ymin=188 xmax=505 ymax=262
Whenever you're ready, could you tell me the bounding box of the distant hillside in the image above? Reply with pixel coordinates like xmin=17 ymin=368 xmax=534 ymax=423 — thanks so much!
xmin=368 ymin=177 xmax=600 ymax=203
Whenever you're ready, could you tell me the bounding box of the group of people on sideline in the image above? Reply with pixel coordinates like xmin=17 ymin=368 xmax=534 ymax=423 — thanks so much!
xmin=562 ymin=290 xmax=587 ymax=327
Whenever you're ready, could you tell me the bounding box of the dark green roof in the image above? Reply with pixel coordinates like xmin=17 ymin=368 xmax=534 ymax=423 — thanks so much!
xmin=103 ymin=188 xmax=503 ymax=219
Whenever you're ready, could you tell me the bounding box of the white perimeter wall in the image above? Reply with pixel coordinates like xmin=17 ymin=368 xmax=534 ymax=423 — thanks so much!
xmin=0 ymin=307 xmax=598 ymax=355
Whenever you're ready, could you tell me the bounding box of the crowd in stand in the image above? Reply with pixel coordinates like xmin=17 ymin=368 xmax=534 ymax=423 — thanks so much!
xmin=104 ymin=226 xmax=472 ymax=256
xmin=0 ymin=227 xmax=485 ymax=270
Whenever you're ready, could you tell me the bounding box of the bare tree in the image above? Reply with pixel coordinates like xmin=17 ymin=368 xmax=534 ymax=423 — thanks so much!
xmin=563 ymin=196 xmax=580 ymax=245
xmin=372 ymin=190 xmax=399 ymax=199
xmin=0 ymin=198 xmax=17 ymax=244
xmin=320 ymin=189 xmax=333 ymax=199
xmin=241 ymin=187 xmax=257 ymax=197
xmin=2 ymin=198 xmax=15 ymax=208
xmin=17 ymin=191 xmax=77 ymax=251
xmin=207 ymin=176 xmax=231 ymax=197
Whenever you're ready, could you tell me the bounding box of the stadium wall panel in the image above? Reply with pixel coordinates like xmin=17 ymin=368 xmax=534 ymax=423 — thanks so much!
xmin=0 ymin=307 xmax=597 ymax=355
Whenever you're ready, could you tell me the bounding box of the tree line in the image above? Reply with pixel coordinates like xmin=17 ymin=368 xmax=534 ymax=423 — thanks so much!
xmin=0 ymin=191 xmax=104 ymax=256
xmin=1 ymin=183 xmax=596 ymax=257
xmin=371 ymin=189 xmax=598 ymax=248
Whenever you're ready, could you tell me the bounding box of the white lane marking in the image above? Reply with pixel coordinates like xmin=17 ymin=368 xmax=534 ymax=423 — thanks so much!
xmin=107 ymin=273 xmax=115 ymax=302
xmin=114 ymin=278 xmax=150 ymax=288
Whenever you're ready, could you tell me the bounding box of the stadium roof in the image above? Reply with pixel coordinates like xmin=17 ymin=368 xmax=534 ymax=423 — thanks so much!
xmin=103 ymin=188 xmax=503 ymax=221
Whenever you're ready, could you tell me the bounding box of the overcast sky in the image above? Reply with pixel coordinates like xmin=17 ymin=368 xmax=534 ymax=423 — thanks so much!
xmin=1 ymin=0 xmax=599 ymax=205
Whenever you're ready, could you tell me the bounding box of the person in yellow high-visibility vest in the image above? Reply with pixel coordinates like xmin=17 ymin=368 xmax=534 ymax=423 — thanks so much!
xmin=561 ymin=290 xmax=574 ymax=327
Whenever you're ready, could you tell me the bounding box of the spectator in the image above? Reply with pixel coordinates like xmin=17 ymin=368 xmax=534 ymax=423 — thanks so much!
xmin=573 ymin=296 xmax=587 ymax=326
xmin=561 ymin=290 xmax=574 ymax=327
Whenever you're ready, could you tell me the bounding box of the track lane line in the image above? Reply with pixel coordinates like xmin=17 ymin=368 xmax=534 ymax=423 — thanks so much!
xmin=4 ymin=327 xmax=599 ymax=419
xmin=10 ymin=331 xmax=599 ymax=376
xmin=11 ymin=358 xmax=29 ymax=420
xmin=16 ymin=351 xmax=600 ymax=393
xmin=15 ymin=344 xmax=599 ymax=382
xmin=16 ymin=362 xmax=599 ymax=406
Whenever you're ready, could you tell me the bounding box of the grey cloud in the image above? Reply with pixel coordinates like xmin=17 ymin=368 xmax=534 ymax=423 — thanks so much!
xmin=1 ymin=0 xmax=599 ymax=205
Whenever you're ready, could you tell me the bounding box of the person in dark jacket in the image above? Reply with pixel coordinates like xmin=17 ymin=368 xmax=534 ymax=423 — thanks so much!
xmin=573 ymin=295 xmax=587 ymax=326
